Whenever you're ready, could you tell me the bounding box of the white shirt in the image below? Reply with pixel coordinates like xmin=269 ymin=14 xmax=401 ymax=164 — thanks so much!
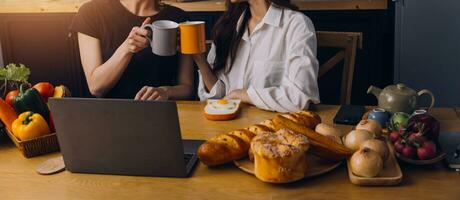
xmin=198 ymin=5 xmax=320 ymax=113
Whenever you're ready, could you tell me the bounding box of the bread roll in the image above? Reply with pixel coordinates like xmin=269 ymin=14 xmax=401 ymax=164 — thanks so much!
xmin=273 ymin=115 xmax=352 ymax=161
xmin=259 ymin=120 xmax=276 ymax=131
xmin=198 ymin=133 xmax=249 ymax=166
xmin=228 ymin=129 xmax=255 ymax=144
xmin=315 ymin=123 xmax=344 ymax=138
xmin=280 ymin=111 xmax=321 ymax=130
xmin=281 ymin=114 xmax=304 ymax=125
xmin=251 ymin=129 xmax=310 ymax=183
xmin=296 ymin=111 xmax=322 ymax=129
xmin=245 ymin=124 xmax=272 ymax=135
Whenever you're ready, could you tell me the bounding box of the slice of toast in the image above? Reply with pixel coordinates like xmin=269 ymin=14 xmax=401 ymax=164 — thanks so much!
xmin=204 ymin=99 xmax=241 ymax=121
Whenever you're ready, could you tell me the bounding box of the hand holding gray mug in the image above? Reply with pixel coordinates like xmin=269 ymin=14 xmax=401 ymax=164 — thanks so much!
xmin=125 ymin=17 xmax=152 ymax=54
xmin=143 ymin=20 xmax=179 ymax=56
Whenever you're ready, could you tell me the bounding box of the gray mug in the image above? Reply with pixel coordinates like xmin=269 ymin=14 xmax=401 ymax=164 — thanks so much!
xmin=143 ymin=20 xmax=179 ymax=56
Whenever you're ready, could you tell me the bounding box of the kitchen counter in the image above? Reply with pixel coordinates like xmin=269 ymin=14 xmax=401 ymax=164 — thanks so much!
xmin=0 ymin=102 xmax=459 ymax=200
xmin=0 ymin=0 xmax=388 ymax=13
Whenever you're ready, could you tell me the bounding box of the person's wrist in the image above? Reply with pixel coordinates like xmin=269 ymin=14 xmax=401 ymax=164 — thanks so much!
xmin=119 ymin=40 xmax=134 ymax=56
xmin=194 ymin=54 xmax=207 ymax=67
xmin=243 ymin=91 xmax=252 ymax=104
xmin=159 ymin=86 xmax=170 ymax=99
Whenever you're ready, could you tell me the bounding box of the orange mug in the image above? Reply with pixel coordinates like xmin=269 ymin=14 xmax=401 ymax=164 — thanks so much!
xmin=179 ymin=21 xmax=206 ymax=54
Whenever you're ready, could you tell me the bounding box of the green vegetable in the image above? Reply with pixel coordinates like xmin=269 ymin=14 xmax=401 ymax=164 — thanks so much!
xmin=12 ymin=84 xmax=50 ymax=123
xmin=0 ymin=63 xmax=30 ymax=82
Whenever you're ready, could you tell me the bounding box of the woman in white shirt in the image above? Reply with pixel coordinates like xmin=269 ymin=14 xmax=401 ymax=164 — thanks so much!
xmin=194 ymin=0 xmax=320 ymax=113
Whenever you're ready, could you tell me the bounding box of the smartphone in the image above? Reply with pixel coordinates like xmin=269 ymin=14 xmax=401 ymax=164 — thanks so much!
xmin=333 ymin=105 xmax=365 ymax=125
xmin=439 ymin=132 xmax=460 ymax=171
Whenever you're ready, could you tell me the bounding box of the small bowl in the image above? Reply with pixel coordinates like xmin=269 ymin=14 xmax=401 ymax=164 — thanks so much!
xmin=395 ymin=152 xmax=446 ymax=165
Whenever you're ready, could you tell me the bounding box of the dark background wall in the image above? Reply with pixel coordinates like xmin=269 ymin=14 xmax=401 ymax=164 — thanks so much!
xmin=394 ymin=0 xmax=460 ymax=107
xmin=0 ymin=41 xmax=4 ymax=66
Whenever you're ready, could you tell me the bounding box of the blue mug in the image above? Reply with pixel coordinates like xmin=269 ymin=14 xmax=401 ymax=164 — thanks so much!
xmin=368 ymin=108 xmax=391 ymax=128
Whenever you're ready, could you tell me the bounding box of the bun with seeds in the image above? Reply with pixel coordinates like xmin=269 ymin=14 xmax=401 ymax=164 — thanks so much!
xmin=245 ymin=124 xmax=272 ymax=161
xmin=251 ymin=129 xmax=310 ymax=183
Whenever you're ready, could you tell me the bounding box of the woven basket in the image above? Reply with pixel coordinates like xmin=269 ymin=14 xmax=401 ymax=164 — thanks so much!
xmin=0 ymin=79 xmax=59 ymax=157
xmin=5 ymin=128 xmax=59 ymax=158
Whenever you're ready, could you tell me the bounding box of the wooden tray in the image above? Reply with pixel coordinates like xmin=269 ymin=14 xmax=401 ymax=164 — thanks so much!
xmin=234 ymin=153 xmax=342 ymax=179
xmin=5 ymin=128 xmax=59 ymax=158
xmin=347 ymin=140 xmax=403 ymax=186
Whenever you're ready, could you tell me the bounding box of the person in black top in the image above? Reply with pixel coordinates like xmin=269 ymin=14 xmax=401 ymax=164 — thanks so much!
xmin=70 ymin=0 xmax=194 ymax=100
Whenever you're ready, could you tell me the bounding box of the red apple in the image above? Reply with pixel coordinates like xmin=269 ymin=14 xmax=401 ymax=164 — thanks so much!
xmin=417 ymin=141 xmax=437 ymax=160
xmin=394 ymin=140 xmax=405 ymax=154
xmin=390 ymin=131 xmax=401 ymax=143
xmin=402 ymin=146 xmax=416 ymax=159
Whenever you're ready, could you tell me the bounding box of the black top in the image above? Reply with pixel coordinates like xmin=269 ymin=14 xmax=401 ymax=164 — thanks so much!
xmin=70 ymin=0 xmax=188 ymax=99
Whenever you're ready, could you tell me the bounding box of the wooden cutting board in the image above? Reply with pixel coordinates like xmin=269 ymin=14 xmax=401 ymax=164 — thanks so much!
xmin=347 ymin=140 xmax=403 ymax=186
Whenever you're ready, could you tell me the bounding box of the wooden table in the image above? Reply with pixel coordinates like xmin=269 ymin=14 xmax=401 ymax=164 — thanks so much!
xmin=1 ymin=102 xmax=459 ymax=200
xmin=0 ymin=0 xmax=388 ymax=13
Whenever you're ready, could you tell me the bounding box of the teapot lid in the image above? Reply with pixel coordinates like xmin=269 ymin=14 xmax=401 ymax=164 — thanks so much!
xmin=384 ymin=83 xmax=417 ymax=96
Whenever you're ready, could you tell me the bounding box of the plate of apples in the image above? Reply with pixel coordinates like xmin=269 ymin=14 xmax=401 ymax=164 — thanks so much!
xmin=389 ymin=112 xmax=446 ymax=165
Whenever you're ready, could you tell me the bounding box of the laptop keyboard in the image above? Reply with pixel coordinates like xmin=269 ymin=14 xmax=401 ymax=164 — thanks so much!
xmin=184 ymin=153 xmax=194 ymax=165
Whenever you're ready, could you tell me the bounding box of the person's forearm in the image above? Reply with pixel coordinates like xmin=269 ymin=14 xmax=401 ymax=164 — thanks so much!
xmin=196 ymin=60 xmax=219 ymax=92
xmin=87 ymin=42 xmax=132 ymax=97
xmin=160 ymin=84 xmax=194 ymax=100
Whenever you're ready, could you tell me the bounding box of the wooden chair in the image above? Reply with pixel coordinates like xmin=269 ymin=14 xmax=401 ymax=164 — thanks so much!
xmin=317 ymin=31 xmax=362 ymax=105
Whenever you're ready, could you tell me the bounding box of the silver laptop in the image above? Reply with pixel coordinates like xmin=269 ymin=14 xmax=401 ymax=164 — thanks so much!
xmin=48 ymin=98 xmax=203 ymax=178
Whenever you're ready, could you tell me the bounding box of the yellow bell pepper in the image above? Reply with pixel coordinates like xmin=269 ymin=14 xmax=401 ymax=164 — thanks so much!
xmin=12 ymin=112 xmax=50 ymax=141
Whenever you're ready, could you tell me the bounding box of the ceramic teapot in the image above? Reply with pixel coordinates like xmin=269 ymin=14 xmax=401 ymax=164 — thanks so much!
xmin=367 ymin=83 xmax=435 ymax=114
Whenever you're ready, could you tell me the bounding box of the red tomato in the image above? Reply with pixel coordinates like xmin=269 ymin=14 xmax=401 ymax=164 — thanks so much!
xmin=5 ymin=90 xmax=19 ymax=107
xmin=33 ymin=82 xmax=54 ymax=102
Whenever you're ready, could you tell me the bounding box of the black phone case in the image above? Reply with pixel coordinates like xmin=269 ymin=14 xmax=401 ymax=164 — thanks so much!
xmin=333 ymin=105 xmax=365 ymax=125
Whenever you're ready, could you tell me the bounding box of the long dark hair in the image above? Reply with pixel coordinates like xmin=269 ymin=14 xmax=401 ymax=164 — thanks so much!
xmin=211 ymin=0 xmax=298 ymax=73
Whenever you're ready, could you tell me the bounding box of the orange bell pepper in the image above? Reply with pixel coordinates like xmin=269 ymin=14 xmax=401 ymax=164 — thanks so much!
xmin=0 ymin=98 xmax=18 ymax=132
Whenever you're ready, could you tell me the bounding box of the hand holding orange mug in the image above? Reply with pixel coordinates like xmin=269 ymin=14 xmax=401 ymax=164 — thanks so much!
xmin=179 ymin=21 xmax=206 ymax=54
